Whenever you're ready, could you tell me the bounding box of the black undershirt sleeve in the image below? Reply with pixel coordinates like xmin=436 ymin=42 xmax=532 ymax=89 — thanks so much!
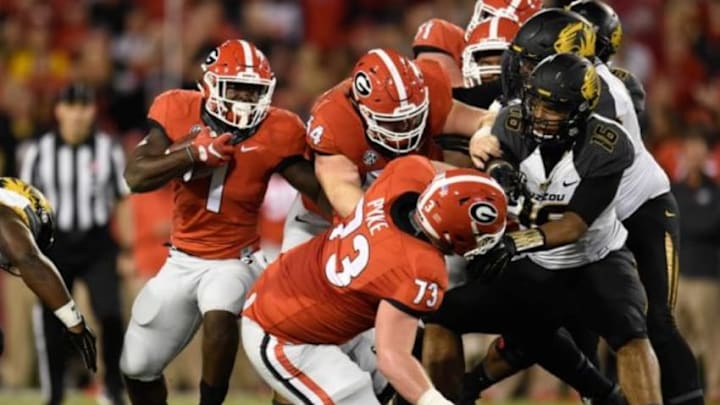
xmin=567 ymin=170 xmax=623 ymax=226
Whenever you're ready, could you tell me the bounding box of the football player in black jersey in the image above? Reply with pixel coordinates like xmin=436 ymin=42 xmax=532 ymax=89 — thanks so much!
xmin=566 ymin=2 xmax=703 ymax=404
xmin=0 ymin=177 xmax=96 ymax=370
xmin=426 ymin=54 xmax=661 ymax=405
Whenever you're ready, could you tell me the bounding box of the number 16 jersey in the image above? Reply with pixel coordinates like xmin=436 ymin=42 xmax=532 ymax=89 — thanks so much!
xmin=243 ymin=156 xmax=448 ymax=345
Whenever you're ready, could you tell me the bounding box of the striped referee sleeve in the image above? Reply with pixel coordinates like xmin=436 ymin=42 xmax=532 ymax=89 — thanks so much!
xmin=109 ymin=138 xmax=130 ymax=199
xmin=19 ymin=140 xmax=40 ymax=185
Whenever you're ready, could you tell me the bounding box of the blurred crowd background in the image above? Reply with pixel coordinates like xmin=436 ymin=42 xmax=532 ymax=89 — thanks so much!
xmin=0 ymin=0 xmax=718 ymax=402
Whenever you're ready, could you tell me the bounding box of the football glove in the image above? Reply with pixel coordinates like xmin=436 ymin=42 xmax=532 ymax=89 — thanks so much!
xmin=67 ymin=322 xmax=97 ymax=372
xmin=189 ymin=128 xmax=235 ymax=167
xmin=486 ymin=159 xmax=535 ymax=227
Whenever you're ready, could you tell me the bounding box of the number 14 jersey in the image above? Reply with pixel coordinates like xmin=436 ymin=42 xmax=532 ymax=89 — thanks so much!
xmin=243 ymin=156 xmax=448 ymax=345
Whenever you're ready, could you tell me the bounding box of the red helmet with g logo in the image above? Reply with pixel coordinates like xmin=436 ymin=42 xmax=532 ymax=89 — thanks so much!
xmin=415 ymin=169 xmax=508 ymax=258
xmin=351 ymin=48 xmax=429 ymax=155
xmin=200 ymin=40 xmax=276 ymax=132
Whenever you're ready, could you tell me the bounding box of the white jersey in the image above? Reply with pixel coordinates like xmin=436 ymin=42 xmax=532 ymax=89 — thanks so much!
xmin=492 ymin=106 xmax=633 ymax=270
xmin=595 ymin=63 xmax=670 ymax=220
xmin=519 ymin=131 xmax=627 ymax=269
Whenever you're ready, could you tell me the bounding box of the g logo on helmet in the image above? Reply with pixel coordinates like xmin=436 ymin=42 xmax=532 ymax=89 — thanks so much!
xmin=469 ymin=202 xmax=499 ymax=224
xmin=204 ymin=48 xmax=219 ymax=66
xmin=353 ymin=72 xmax=372 ymax=97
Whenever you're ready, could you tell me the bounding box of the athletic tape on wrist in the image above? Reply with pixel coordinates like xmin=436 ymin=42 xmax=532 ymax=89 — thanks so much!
xmin=417 ymin=388 xmax=452 ymax=405
xmin=506 ymin=228 xmax=546 ymax=253
xmin=54 ymin=300 xmax=83 ymax=329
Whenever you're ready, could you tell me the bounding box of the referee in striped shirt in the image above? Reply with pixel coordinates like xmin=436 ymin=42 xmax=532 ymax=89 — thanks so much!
xmin=20 ymin=83 xmax=130 ymax=405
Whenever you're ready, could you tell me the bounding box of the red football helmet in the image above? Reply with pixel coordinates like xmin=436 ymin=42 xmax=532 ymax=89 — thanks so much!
xmin=351 ymin=48 xmax=429 ymax=155
xmin=466 ymin=0 xmax=542 ymax=36
xmin=463 ymin=15 xmax=520 ymax=87
xmin=200 ymin=39 xmax=276 ymax=131
xmin=415 ymin=169 xmax=508 ymax=258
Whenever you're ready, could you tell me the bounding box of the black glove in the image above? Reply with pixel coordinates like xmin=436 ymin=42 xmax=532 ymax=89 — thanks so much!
xmin=466 ymin=238 xmax=517 ymax=282
xmin=67 ymin=322 xmax=97 ymax=372
xmin=486 ymin=160 xmax=535 ymax=227
xmin=460 ymin=372 xmax=483 ymax=405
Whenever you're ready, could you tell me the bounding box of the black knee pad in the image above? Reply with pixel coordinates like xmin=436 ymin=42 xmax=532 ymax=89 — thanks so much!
xmin=495 ymin=336 xmax=535 ymax=370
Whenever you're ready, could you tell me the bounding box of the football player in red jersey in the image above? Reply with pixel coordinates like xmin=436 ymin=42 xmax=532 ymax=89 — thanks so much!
xmin=281 ymin=48 xmax=492 ymax=252
xmin=121 ymin=40 xmax=325 ymax=405
xmin=411 ymin=0 xmax=539 ymax=89
xmin=243 ymin=155 xmax=508 ymax=405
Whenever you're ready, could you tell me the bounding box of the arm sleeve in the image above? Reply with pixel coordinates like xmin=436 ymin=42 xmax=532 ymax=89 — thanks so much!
xmin=567 ymin=171 xmax=623 ymax=226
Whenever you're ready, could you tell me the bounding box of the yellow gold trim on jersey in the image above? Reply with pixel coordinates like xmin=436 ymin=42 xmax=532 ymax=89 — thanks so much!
xmin=610 ymin=24 xmax=623 ymax=52
xmin=554 ymin=22 xmax=596 ymax=57
xmin=511 ymin=44 xmax=524 ymax=53
xmin=665 ymin=232 xmax=679 ymax=309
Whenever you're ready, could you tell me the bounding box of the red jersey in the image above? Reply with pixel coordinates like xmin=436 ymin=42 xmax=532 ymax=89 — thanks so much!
xmin=306 ymin=59 xmax=452 ymax=180
xmin=244 ymin=156 xmax=448 ymax=345
xmin=147 ymin=90 xmax=306 ymax=259
xmin=413 ymin=18 xmax=465 ymax=67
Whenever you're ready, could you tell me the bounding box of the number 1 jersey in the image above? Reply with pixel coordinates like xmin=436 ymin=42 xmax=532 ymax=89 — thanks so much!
xmin=243 ymin=156 xmax=448 ymax=345
xmin=147 ymin=89 xmax=307 ymax=259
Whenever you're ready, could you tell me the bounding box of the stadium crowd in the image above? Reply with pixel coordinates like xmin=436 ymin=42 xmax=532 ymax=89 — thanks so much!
xmin=0 ymin=0 xmax=718 ymax=403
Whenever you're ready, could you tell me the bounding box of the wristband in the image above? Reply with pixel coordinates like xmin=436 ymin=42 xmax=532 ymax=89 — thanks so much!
xmin=505 ymin=228 xmax=546 ymax=254
xmin=54 ymin=300 xmax=83 ymax=329
xmin=417 ymin=388 xmax=452 ymax=405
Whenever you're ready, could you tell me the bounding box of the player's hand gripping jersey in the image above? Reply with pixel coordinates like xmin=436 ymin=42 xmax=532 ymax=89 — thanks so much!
xmin=244 ymin=156 xmax=448 ymax=344
xmin=148 ymin=90 xmax=306 ymax=259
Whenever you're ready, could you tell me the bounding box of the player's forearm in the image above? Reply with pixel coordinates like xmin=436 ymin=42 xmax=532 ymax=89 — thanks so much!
xmin=377 ymin=351 xmax=439 ymax=404
xmin=124 ymin=150 xmax=193 ymax=192
xmin=325 ymin=181 xmax=363 ymax=218
xmin=17 ymin=253 xmax=74 ymax=311
xmin=538 ymin=213 xmax=588 ymax=248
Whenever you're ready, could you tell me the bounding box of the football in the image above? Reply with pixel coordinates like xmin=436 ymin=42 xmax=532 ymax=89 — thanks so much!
xmin=166 ymin=127 xmax=215 ymax=181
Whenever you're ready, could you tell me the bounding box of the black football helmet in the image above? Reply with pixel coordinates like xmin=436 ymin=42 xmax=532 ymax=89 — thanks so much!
xmin=522 ymin=53 xmax=601 ymax=144
xmin=568 ymin=0 xmax=622 ymax=63
xmin=500 ymin=8 xmax=596 ymax=101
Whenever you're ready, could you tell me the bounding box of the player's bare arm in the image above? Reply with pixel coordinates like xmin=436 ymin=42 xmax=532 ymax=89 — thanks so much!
xmin=416 ymin=53 xmax=463 ymax=88
xmin=0 ymin=206 xmax=75 ymax=315
xmin=0 ymin=206 xmax=97 ymax=370
xmin=442 ymin=100 xmax=488 ymax=137
xmin=279 ymin=158 xmax=332 ymax=216
xmin=375 ymin=300 xmax=452 ymax=405
xmin=125 ymin=126 xmax=234 ymax=192
xmin=315 ymin=153 xmax=363 ymax=218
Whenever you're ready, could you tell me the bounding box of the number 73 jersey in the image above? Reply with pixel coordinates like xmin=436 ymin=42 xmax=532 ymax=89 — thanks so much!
xmin=243 ymin=156 xmax=448 ymax=345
